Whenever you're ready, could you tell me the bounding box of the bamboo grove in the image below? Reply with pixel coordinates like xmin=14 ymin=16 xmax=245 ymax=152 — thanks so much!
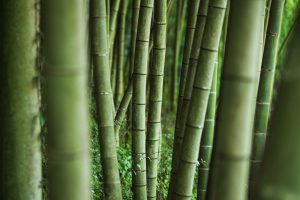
xmin=1 ymin=0 xmax=300 ymax=200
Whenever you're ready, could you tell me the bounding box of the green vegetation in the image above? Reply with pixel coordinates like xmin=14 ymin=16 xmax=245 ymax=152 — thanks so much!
xmin=1 ymin=1 xmax=300 ymax=200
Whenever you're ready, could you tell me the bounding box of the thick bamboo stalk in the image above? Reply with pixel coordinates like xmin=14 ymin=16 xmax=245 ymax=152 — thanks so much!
xmin=146 ymin=0 xmax=167 ymax=199
xmin=168 ymin=0 xmax=210 ymax=197
xmin=42 ymin=0 xmax=91 ymax=199
xmin=0 ymin=0 xmax=41 ymax=199
xmin=197 ymin=66 xmax=217 ymax=200
xmin=206 ymin=1 xmax=265 ymax=200
xmin=175 ymin=0 xmax=201 ymax=128
xmin=249 ymin=0 xmax=285 ymax=197
xmin=254 ymin=19 xmax=300 ymax=200
xmin=132 ymin=0 xmax=154 ymax=199
xmin=170 ymin=1 xmax=227 ymax=199
xmin=91 ymin=0 xmax=123 ymax=199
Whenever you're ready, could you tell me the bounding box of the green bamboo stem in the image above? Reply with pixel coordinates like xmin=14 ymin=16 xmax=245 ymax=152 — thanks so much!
xmin=0 ymin=1 xmax=41 ymax=199
xmin=249 ymin=0 xmax=285 ymax=197
xmin=254 ymin=19 xmax=300 ymax=200
xmin=147 ymin=0 xmax=184 ymax=61
xmin=206 ymin=1 xmax=265 ymax=200
xmin=127 ymin=0 xmax=141 ymax=131
xmin=115 ymin=0 xmax=129 ymax=108
xmin=130 ymin=0 xmax=142 ymax=75
xmin=115 ymin=78 xmax=133 ymax=142
xmin=170 ymin=1 xmax=227 ymax=199
xmin=106 ymin=0 xmax=110 ymax=33
xmin=109 ymin=0 xmax=121 ymax=49
xmin=115 ymin=0 xmax=159 ymax=139
xmin=256 ymin=0 xmax=267 ymax=91
xmin=111 ymin=42 xmax=118 ymax=94
xmin=108 ymin=0 xmax=121 ymax=72
xmin=170 ymin=0 xmax=185 ymax=111
xmin=132 ymin=0 xmax=154 ymax=199
xmin=175 ymin=0 xmax=201 ymax=129
xmin=91 ymin=0 xmax=123 ymax=199
xmin=264 ymin=0 xmax=273 ymax=39
xmin=197 ymin=66 xmax=217 ymax=200
xmin=42 ymin=0 xmax=91 ymax=199
xmin=146 ymin=0 xmax=167 ymax=199
xmin=168 ymin=0 xmax=210 ymax=197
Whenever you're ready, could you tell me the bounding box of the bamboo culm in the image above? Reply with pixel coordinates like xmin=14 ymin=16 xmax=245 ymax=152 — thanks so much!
xmin=206 ymin=1 xmax=265 ymax=200
xmin=175 ymin=0 xmax=201 ymax=134
xmin=197 ymin=66 xmax=217 ymax=200
xmin=249 ymin=0 xmax=285 ymax=197
xmin=170 ymin=0 xmax=185 ymax=111
xmin=126 ymin=0 xmax=141 ymax=133
xmin=254 ymin=19 xmax=300 ymax=200
xmin=170 ymin=0 xmax=227 ymax=199
xmin=114 ymin=0 xmax=129 ymax=116
xmin=109 ymin=0 xmax=121 ymax=49
xmin=114 ymin=78 xmax=133 ymax=141
xmin=114 ymin=0 xmax=181 ymax=132
xmin=146 ymin=0 xmax=167 ymax=199
xmin=168 ymin=0 xmax=210 ymax=197
xmin=91 ymin=0 xmax=123 ymax=199
xmin=131 ymin=0 xmax=154 ymax=199
xmin=0 ymin=0 xmax=41 ymax=199
xmin=42 ymin=0 xmax=91 ymax=199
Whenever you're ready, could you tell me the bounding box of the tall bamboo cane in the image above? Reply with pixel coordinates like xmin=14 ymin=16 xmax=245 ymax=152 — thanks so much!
xmin=170 ymin=0 xmax=227 ymax=199
xmin=132 ymin=0 xmax=154 ymax=199
xmin=197 ymin=66 xmax=217 ymax=200
xmin=91 ymin=0 xmax=123 ymax=199
xmin=42 ymin=0 xmax=91 ymax=199
xmin=254 ymin=18 xmax=300 ymax=200
xmin=249 ymin=0 xmax=285 ymax=197
xmin=175 ymin=0 xmax=201 ymax=133
xmin=146 ymin=0 xmax=167 ymax=199
xmin=168 ymin=0 xmax=210 ymax=197
xmin=206 ymin=1 xmax=265 ymax=199
xmin=115 ymin=0 xmax=129 ymax=116
xmin=0 ymin=1 xmax=41 ymax=199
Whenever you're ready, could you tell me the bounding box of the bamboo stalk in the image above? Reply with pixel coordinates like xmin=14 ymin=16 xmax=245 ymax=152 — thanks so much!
xmin=131 ymin=0 xmax=154 ymax=199
xmin=146 ymin=0 xmax=167 ymax=198
xmin=249 ymin=0 xmax=285 ymax=197
xmin=115 ymin=0 xmax=129 ymax=109
xmin=91 ymin=0 xmax=123 ymax=199
xmin=175 ymin=0 xmax=201 ymax=128
xmin=170 ymin=0 xmax=228 ymax=199
xmin=197 ymin=65 xmax=217 ymax=200
xmin=0 ymin=0 xmax=42 ymax=199
xmin=254 ymin=18 xmax=300 ymax=200
xmin=168 ymin=0 xmax=210 ymax=197
xmin=170 ymin=0 xmax=186 ymax=111
xmin=42 ymin=0 xmax=91 ymax=199
xmin=206 ymin=1 xmax=265 ymax=199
